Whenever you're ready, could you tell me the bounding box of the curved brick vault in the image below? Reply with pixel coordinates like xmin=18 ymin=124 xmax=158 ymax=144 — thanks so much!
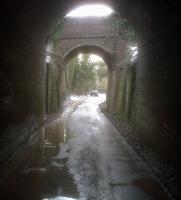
xmin=0 ymin=1 xmax=180 ymax=195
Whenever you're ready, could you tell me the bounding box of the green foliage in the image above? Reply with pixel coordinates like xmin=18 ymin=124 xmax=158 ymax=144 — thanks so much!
xmin=94 ymin=61 xmax=107 ymax=92
xmin=123 ymin=48 xmax=136 ymax=66
xmin=49 ymin=18 xmax=66 ymax=48
xmin=66 ymin=54 xmax=97 ymax=93
xmin=96 ymin=62 xmax=107 ymax=81
xmin=112 ymin=15 xmax=136 ymax=42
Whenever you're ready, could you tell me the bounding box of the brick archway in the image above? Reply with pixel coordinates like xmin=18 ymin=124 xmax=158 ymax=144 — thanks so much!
xmin=63 ymin=44 xmax=113 ymax=69
xmin=55 ymin=16 xmax=127 ymax=70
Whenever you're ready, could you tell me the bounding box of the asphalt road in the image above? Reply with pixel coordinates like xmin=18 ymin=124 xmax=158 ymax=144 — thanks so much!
xmin=0 ymin=94 xmax=171 ymax=200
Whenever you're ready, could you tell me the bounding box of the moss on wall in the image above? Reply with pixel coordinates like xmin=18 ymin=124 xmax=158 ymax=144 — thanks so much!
xmin=112 ymin=64 xmax=136 ymax=123
xmin=46 ymin=63 xmax=61 ymax=114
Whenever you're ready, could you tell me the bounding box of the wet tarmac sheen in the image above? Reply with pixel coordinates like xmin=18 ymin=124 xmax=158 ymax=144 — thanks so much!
xmin=0 ymin=95 xmax=171 ymax=200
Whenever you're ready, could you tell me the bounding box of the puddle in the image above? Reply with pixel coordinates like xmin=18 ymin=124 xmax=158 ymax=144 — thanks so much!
xmin=0 ymin=117 xmax=79 ymax=200
xmin=43 ymin=198 xmax=79 ymax=200
xmin=41 ymin=119 xmax=71 ymax=157
xmin=1 ymin=165 xmax=80 ymax=200
xmin=0 ymin=95 xmax=108 ymax=200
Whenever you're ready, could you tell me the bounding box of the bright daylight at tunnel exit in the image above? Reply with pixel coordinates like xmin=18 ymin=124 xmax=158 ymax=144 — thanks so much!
xmin=0 ymin=1 xmax=180 ymax=200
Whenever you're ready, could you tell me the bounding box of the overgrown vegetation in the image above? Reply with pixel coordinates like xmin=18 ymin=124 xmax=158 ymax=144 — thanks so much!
xmin=46 ymin=14 xmax=137 ymax=118
xmin=111 ymin=14 xmax=136 ymax=43
xmin=95 ymin=61 xmax=107 ymax=92
xmin=49 ymin=18 xmax=67 ymax=49
xmin=66 ymin=54 xmax=96 ymax=93
xmin=66 ymin=54 xmax=107 ymax=94
xmin=109 ymin=14 xmax=137 ymax=122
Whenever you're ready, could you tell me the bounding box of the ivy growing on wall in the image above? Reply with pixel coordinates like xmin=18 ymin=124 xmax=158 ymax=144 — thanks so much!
xmin=49 ymin=17 xmax=67 ymax=49
xmin=110 ymin=14 xmax=137 ymax=66
xmin=111 ymin=15 xmax=136 ymax=42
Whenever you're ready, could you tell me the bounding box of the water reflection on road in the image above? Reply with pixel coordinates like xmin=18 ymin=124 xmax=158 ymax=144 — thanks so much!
xmin=0 ymin=94 xmax=170 ymax=200
xmin=43 ymin=197 xmax=78 ymax=200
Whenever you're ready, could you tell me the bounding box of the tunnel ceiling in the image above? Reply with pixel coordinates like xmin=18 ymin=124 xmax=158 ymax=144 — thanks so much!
xmin=1 ymin=0 xmax=178 ymax=47
xmin=0 ymin=1 xmax=180 ymax=196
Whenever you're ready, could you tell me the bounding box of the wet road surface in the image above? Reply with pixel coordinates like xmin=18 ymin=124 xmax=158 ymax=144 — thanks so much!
xmin=0 ymin=94 xmax=171 ymax=200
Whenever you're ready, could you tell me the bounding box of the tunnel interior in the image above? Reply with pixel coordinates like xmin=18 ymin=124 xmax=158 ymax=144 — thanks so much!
xmin=0 ymin=0 xmax=180 ymax=199
xmin=45 ymin=8 xmax=138 ymax=117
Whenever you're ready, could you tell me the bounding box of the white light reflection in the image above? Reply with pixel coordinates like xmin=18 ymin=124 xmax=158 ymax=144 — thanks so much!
xmin=90 ymin=54 xmax=103 ymax=63
xmin=78 ymin=54 xmax=103 ymax=63
xmin=46 ymin=55 xmax=51 ymax=63
xmin=130 ymin=46 xmax=138 ymax=62
xmin=66 ymin=4 xmax=113 ymax=17
xmin=46 ymin=45 xmax=52 ymax=63
xmin=43 ymin=197 xmax=78 ymax=200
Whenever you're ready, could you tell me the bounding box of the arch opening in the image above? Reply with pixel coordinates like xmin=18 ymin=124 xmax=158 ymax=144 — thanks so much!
xmin=63 ymin=44 xmax=113 ymax=70
xmin=65 ymin=53 xmax=108 ymax=97
xmin=45 ymin=3 xmax=138 ymax=118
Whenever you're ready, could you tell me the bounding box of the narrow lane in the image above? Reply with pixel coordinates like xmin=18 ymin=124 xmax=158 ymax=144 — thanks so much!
xmin=0 ymin=94 xmax=170 ymax=200
xmin=65 ymin=94 xmax=170 ymax=200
